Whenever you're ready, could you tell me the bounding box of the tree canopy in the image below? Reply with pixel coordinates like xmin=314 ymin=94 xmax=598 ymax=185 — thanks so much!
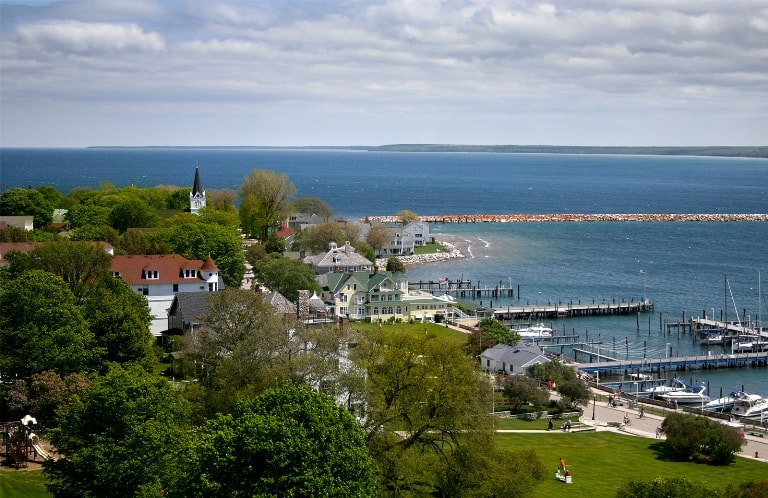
xmin=238 ymin=169 xmax=295 ymax=240
xmin=45 ymin=364 xmax=192 ymax=498
xmin=290 ymin=197 xmax=334 ymax=221
xmin=252 ymin=254 xmax=321 ymax=302
xmin=661 ymin=412 xmax=745 ymax=465
xmin=179 ymin=382 xmax=376 ymax=497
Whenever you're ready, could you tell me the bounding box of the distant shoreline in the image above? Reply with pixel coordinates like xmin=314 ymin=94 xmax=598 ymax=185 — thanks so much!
xmin=84 ymin=144 xmax=768 ymax=159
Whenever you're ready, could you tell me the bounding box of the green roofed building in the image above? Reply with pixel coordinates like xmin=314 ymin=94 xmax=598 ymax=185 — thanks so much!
xmin=316 ymin=268 xmax=448 ymax=322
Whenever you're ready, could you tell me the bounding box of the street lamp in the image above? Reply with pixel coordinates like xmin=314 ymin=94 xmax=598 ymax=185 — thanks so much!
xmin=592 ymin=395 xmax=596 ymax=420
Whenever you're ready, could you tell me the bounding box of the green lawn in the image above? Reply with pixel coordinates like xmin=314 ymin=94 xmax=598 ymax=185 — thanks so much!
xmin=495 ymin=431 xmax=767 ymax=497
xmin=0 ymin=469 xmax=50 ymax=498
xmin=347 ymin=320 xmax=468 ymax=345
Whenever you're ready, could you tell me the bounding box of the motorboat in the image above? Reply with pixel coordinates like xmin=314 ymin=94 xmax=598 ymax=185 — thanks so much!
xmin=732 ymin=393 xmax=768 ymax=418
xmin=701 ymin=332 xmax=724 ymax=345
xmin=643 ymin=378 xmax=687 ymax=397
xmin=659 ymin=384 xmax=710 ymax=404
xmin=511 ymin=322 xmax=554 ymax=339
xmin=702 ymin=391 xmax=745 ymax=412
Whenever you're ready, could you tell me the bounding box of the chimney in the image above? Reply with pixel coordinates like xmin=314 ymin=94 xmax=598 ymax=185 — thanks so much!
xmin=297 ymin=290 xmax=310 ymax=321
xmin=345 ymin=241 xmax=351 ymax=255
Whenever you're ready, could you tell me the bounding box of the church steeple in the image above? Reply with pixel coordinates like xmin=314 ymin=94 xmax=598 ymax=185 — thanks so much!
xmin=190 ymin=165 xmax=206 ymax=214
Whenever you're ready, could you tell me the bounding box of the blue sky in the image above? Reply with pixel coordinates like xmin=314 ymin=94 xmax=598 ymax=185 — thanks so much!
xmin=1 ymin=0 xmax=766 ymax=147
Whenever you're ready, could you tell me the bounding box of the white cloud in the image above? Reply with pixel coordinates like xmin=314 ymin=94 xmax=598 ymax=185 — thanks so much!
xmin=0 ymin=0 xmax=766 ymax=146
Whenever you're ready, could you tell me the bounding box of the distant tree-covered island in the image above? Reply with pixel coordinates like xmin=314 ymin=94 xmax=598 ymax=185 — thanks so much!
xmin=89 ymin=144 xmax=768 ymax=158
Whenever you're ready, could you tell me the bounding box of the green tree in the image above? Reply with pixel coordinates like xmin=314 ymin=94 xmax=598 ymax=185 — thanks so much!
xmin=179 ymin=382 xmax=376 ymax=498
xmin=239 ymin=169 xmax=295 ymax=240
xmin=0 ymin=270 xmax=99 ymax=379
xmin=502 ymin=375 xmax=550 ymax=412
xmin=298 ymin=221 xmax=345 ymax=253
xmin=108 ymin=197 xmax=161 ymax=233
xmin=464 ymin=317 xmax=519 ymax=357
xmin=82 ymin=277 xmax=157 ymax=369
xmin=290 ymin=197 xmax=334 ymax=221
xmin=397 ymin=209 xmax=419 ymax=225
xmin=385 ymin=256 xmax=405 ymax=273
xmin=661 ymin=412 xmax=745 ymax=464
xmin=365 ymin=222 xmax=394 ymax=254
xmin=45 ymin=364 xmax=192 ymax=498
xmin=66 ymin=203 xmax=111 ymax=229
xmin=253 ymin=254 xmax=320 ymax=302
xmin=0 ymin=187 xmax=54 ymax=227
xmin=350 ymin=330 xmax=497 ymax=494
xmin=26 ymin=239 xmax=112 ymax=304
xmin=162 ymin=222 xmax=245 ymax=288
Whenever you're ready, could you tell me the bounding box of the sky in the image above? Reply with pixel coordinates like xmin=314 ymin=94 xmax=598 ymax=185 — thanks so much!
xmin=0 ymin=0 xmax=766 ymax=147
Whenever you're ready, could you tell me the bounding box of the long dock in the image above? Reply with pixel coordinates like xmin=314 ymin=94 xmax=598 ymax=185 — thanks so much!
xmin=576 ymin=350 xmax=768 ymax=377
xmin=493 ymin=299 xmax=653 ymax=320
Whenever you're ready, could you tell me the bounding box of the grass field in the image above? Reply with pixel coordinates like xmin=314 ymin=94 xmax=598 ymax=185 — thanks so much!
xmin=495 ymin=431 xmax=767 ymax=497
xmin=0 ymin=469 xmax=49 ymax=498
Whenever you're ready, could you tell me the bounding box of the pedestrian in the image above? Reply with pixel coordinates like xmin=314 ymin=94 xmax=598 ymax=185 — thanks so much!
xmin=639 ymin=406 xmax=644 ymax=418
xmin=548 ymin=419 xmax=554 ymax=431
xmin=655 ymin=427 xmax=661 ymax=438
xmin=559 ymin=457 xmax=566 ymax=473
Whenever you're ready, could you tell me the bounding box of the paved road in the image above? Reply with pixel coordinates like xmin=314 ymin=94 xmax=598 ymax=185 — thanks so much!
xmin=580 ymin=388 xmax=768 ymax=462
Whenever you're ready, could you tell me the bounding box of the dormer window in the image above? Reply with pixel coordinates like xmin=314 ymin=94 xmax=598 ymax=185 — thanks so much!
xmin=112 ymin=271 xmax=121 ymax=278
xmin=142 ymin=269 xmax=159 ymax=279
xmin=182 ymin=269 xmax=197 ymax=278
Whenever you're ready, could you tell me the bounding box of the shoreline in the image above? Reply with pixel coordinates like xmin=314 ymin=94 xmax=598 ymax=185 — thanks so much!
xmin=376 ymin=234 xmax=470 ymax=267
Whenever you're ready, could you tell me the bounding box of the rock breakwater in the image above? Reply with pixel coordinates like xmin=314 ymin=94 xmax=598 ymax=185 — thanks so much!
xmin=368 ymin=213 xmax=768 ymax=223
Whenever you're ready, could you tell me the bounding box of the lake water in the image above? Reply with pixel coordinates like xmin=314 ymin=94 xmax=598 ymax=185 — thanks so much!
xmin=2 ymin=147 xmax=767 ymax=396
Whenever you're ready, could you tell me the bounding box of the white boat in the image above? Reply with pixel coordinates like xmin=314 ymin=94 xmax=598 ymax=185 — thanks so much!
xmin=703 ymin=391 xmax=745 ymax=412
xmin=701 ymin=332 xmax=724 ymax=345
xmin=643 ymin=378 xmax=687 ymax=396
xmin=732 ymin=393 xmax=768 ymax=418
xmin=511 ymin=322 xmax=554 ymax=338
xmin=659 ymin=384 xmax=710 ymax=404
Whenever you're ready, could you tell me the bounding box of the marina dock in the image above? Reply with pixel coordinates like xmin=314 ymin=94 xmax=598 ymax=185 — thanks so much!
xmin=576 ymin=350 xmax=768 ymax=378
xmin=492 ymin=299 xmax=653 ymax=320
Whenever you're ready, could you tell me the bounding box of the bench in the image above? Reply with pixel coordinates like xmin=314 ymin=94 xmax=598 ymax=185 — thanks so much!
xmin=748 ymin=432 xmax=765 ymax=438
xmin=606 ymin=421 xmax=622 ymax=428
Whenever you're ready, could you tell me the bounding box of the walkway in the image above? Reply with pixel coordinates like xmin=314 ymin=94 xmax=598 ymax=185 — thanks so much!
xmin=579 ymin=388 xmax=768 ymax=462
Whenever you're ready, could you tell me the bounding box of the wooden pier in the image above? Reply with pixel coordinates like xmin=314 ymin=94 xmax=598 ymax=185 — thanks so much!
xmin=492 ymin=299 xmax=653 ymax=320
xmin=576 ymin=350 xmax=768 ymax=378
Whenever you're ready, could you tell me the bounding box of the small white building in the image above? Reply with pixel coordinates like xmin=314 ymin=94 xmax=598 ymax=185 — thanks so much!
xmin=479 ymin=344 xmax=550 ymax=375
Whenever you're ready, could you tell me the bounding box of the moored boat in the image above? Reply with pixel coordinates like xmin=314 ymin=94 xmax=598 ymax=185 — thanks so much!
xmin=643 ymin=378 xmax=686 ymax=397
xmin=732 ymin=393 xmax=768 ymax=418
xmin=703 ymin=391 xmax=746 ymax=412
xmin=510 ymin=322 xmax=554 ymax=339
xmin=659 ymin=384 xmax=710 ymax=404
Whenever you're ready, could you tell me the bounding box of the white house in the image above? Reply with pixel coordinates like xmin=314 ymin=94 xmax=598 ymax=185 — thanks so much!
xmin=376 ymin=220 xmax=430 ymax=256
xmin=304 ymin=241 xmax=373 ymax=275
xmin=111 ymin=254 xmax=222 ymax=336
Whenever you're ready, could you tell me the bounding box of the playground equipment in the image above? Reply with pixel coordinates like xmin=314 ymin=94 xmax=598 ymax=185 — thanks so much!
xmin=1 ymin=414 xmax=54 ymax=468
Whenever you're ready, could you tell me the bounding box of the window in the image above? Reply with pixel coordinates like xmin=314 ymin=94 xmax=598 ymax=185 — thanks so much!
xmin=112 ymin=271 xmax=121 ymax=278
xmin=183 ymin=269 xmax=196 ymax=278
xmin=173 ymin=284 xmax=178 ymax=292
xmin=143 ymin=270 xmax=159 ymax=279
xmin=396 ymin=306 xmax=402 ymax=314
xmin=373 ymin=307 xmax=379 ymax=315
